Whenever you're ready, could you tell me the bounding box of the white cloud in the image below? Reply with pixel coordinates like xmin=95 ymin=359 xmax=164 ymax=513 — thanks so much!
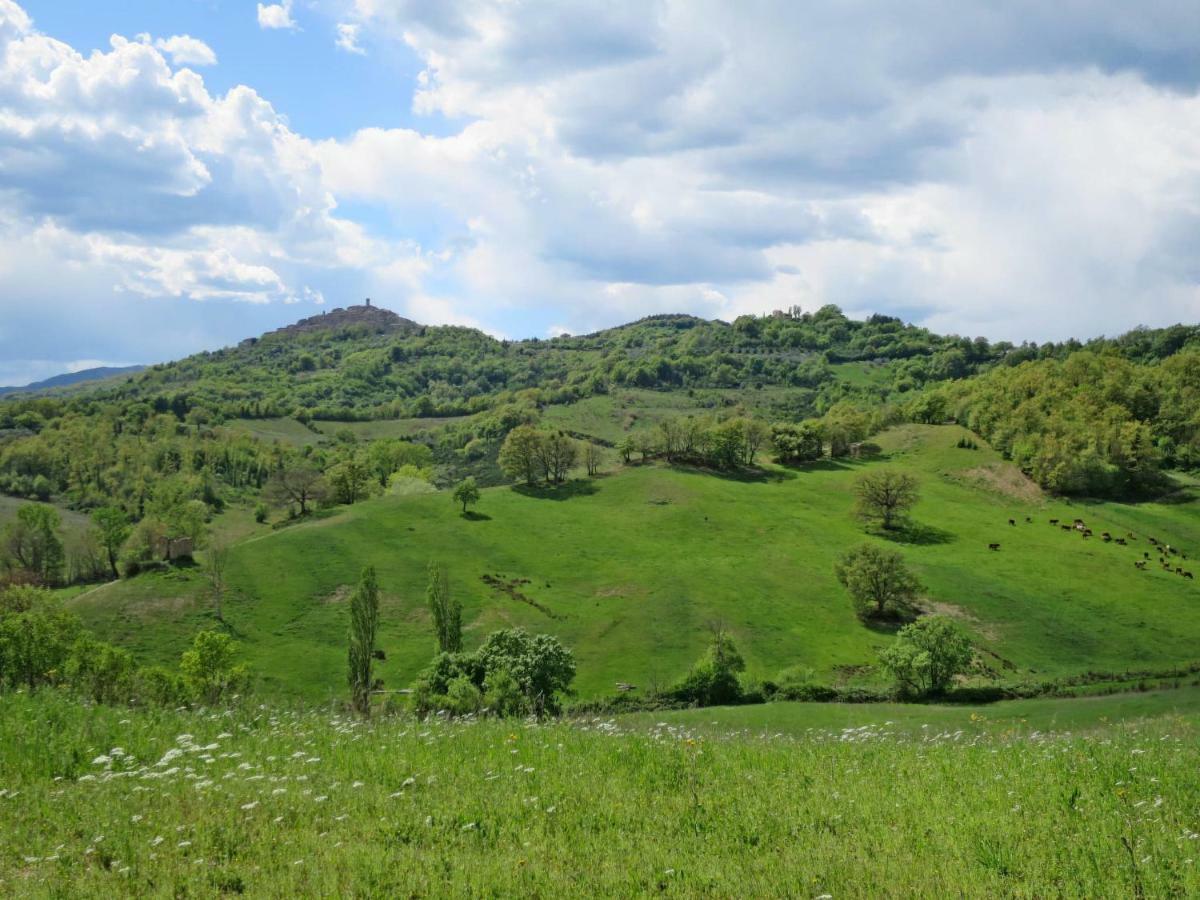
xmin=317 ymin=0 xmax=1200 ymax=340
xmin=257 ymin=1 xmax=296 ymax=31
xmin=0 ymin=1 xmax=406 ymax=382
xmin=154 ymin=35 xmax=217 ymax=67
xmin=3 ymin=0 xmax=1200 ymax=382
xmin=335 ymin=23 xmax=365 ymax=55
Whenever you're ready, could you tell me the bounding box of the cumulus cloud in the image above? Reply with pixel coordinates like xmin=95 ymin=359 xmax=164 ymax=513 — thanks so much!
xmin=0 ymin=1 xmax=407 ymax=382
xmin=257 ymin=1 xmax=296 ymax=31
xmin=4 ymin=0 xmax=1200 ymax=382
xmin=335 ymin=23 xmax=364 ymax=55
xmin=153 ymin=35 xmax=217 ymax=67
xmin=318 ymin=0 xmax=1200 ymax=339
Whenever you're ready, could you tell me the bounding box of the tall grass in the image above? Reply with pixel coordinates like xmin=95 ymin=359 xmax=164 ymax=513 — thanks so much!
xmin=2 ymin=692 xmax=1198 ymax=896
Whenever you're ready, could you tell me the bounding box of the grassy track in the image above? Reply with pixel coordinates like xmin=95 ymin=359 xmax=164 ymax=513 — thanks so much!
xmin=2 ymin=691 xmax=1199 ymax=897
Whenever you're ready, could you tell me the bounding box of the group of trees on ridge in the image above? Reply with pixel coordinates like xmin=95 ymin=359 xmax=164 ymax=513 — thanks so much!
xmin=3 ymin=308 xmax=1200 ymax=536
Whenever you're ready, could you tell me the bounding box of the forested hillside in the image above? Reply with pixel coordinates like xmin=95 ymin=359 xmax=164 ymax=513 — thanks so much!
xmin=4 ymin=304 xmax=1200 ymax=592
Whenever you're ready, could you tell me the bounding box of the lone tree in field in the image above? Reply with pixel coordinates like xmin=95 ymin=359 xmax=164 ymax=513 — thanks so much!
xmin=426 ymin=561 xmax=462 ymax=653
xmin=347 ymin=566 xmax=380 ymax=717
xmin=202 ymin=534 xmax=230 ymax=621
xmin=265 ymin=466 xmax=328 ymax=516
xmin=879 ymin=615 xmax=973 ymax=697
xmin=452 ymin=477 xmax=480 ymax=515
xmin=834 ymin=543 xmax=921 ymax=621
xmin=854 ymin=469 xmax=919 ymax=530
xmin=90 ymin=506 xmax=130 ymax=579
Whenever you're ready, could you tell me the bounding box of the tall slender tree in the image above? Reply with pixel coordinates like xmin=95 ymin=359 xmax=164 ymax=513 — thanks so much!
xmin=426 ymin=561 xmax=462 ymax=653
xmin=347 ymin=566 xmax=380 ymax=717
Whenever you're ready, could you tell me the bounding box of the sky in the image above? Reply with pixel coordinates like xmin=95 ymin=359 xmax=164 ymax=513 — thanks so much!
xmin=0 ymin=1 xmax=1199 ymax=385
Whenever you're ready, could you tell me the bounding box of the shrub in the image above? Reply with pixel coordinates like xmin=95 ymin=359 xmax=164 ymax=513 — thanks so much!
xmin=483 ymin=668 xmax=528 ymax=718
xmin=474 ymin=628 xmax=576 ymax=715
xmin=445 ymin=675 xmax=484 ymax=716
xmin=412 ymin=628 xmax=575 ymax=718
xmin=136 ymin=666 xmax=190 ymax=707
xmin=671 ymin=628 xmax=745 ymax=707
xmin=180 ymin=631 xmax=247 ymax=705
xmin=64 ymin=636 xmax=137 ymax=705
xmin=0 ymin=588 xmax=81 ymax=691
xmin=880 ymin=615 xmax=973 ymax=698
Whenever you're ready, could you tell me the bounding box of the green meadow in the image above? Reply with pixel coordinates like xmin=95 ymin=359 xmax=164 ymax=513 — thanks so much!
xmin=70 ymin=425 xmax=1200 ymax=702
xmin=2 ymin=690 xmax=1199 ymax=897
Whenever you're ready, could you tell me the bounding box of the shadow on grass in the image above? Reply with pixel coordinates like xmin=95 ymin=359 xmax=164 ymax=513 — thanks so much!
xmin=214 ymin=616 xmax=248 ymax=640
xmin=861 ymin=617 xmax=907 ymax=636
xmin=780 ymin=457 xmax=870 ymax=474
xmin=461 ymin=510 xmax=492 ymax=521
xmin=512 ymin=479 xmax=599 ymax=501
xmin=671 ymin=463 xmax=798 ymax=484
xmin=1055 ymin=474 xmax=1193 ymax=507
xmin=876 ymin=521 xmax=956 ymax=546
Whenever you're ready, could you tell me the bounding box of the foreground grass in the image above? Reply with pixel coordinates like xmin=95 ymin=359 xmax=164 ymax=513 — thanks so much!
xmin=3 ymin=693 xmax=1199 ymax=897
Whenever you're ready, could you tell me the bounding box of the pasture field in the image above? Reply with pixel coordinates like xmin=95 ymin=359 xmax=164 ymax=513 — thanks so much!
xmin=70 ymin=425 xmax=1200 ymax=703
xmin=2 ymin=690 xmax=1199 ymax=897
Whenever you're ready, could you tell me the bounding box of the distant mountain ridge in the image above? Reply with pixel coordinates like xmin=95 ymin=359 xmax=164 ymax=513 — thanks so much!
xmin=0 ymin=365 xmax=144 ymax=397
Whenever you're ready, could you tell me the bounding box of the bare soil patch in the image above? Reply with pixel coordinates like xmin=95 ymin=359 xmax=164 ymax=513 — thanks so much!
xmin=958 ymin=463 xmax=1044 ymax=503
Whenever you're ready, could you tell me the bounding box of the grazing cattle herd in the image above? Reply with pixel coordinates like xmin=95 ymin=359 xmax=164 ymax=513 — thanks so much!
xmin=988 ymin=516 xmax=1194 ymax=580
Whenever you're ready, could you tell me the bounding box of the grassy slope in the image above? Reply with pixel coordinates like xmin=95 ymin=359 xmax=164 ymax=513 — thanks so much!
xmin=72 ymin=425 xmax=1200 ymax=702
xmin=3 ymin=691 xmax=1199 ymax=897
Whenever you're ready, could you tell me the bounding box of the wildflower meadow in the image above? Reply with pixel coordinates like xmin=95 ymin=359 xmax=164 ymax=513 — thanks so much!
xmin=2 ymin=692 xmax=1198 ymax=896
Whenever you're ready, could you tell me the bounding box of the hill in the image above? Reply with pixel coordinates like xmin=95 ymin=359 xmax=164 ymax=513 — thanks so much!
xmin=6 ymin=306 xmax=1200 ymax=708
xmin=69 ymin=425 xmax=1200 ymax=701
xmin=242 ymin=302 xmax=419 ymax=345
xmin=0 ymin=364 xmax=143 ymax=396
